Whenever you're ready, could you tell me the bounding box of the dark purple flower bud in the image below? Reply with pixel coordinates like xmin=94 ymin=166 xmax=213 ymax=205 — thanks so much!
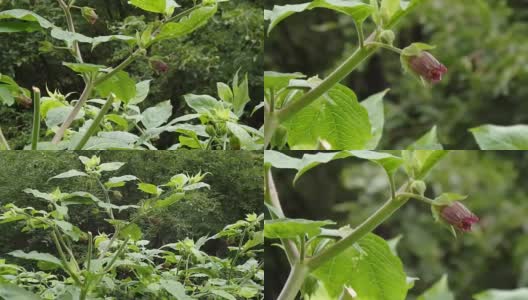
xmin=440 ymin=201 xmax=479 ymax=232
xmin=149 ymin=58 xmax=169 ymax=74
xmin=408 ymin=51 xmax=447 ymax=84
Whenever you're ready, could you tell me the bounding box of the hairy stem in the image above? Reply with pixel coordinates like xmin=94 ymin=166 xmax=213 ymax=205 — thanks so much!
xmin=57 ymin=0 xmax=84 ymax=64
xmin=51 ymin=79 xmax=95 ymax=144
xmin=277 ymin=263 xmax=309 ymax=300
xmin=103 ymin=237 xmax=129 ymax=273
xmin=74 ymin=94 xmax=115 ymax=150
xmin=306 ymin=184 xmax=410 ymax=271
xmin=265 ymin=168 xmax=299 ymax=265
xmin=51 ymin=230 xmax=82 ymax=285
xmin=31 ymin=87 xmax=41 ymax=150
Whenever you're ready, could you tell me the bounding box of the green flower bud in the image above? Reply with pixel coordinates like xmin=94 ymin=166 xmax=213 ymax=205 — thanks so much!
xmin=81 ymin=7 xmax=98 ymax=25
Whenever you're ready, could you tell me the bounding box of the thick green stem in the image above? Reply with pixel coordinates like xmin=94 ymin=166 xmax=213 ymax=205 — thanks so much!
xmin=398 ymin=192 xmax=436 ymax=205
xmin=74 ymin=94 xmax=115 ymax=150
xmin=94 ymin=49 xmax=142 ymax=86
xmin=51 ymin=79 xmax=95 ymax=144
xmin=57 ymin=0 xmax=84 ymax=64
xmin=51 ymin=231 xmax=82 ymax=285
xmin=103 ymin=238 xmax=129 ymax=273
xmin=265 ymin=168 xmax=299 ymax=265
xmin=306 ymin=184 xmax=410 ymax=271
xmin=277 ymin=263 xmax=309 ymax=300
xmin=0 ymin=128 xmax=10 ymax=150
xmin=31 ymin=87 xmax=41 ymax=150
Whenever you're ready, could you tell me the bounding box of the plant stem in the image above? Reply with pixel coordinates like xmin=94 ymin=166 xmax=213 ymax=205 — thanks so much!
xmin=86 ymin=232 xmax=93 ymax=272
xmin=277 ymin=262 xmax=309 ymax=300
xmin=57 ymin=0 xmax=84 ymax=64
xmin=94 ymin=49 xmax=142 ymax=86
xmin=51 ymin=230 xmax=82 ymax=285
xmin=51 ymin=79 xmax=95 ymax=144
xmin=264 ymin=168 xmax=299 ymax=265
xmin=355 ymin=21 xmax=364 ymax=48
xmin=31 ymin=87 xmax=41 ymax=150
xmin=95 ymin=176 xmax=115 ymax=220
xmin=0 ymin=127 xmax=10 ymax=150
xmin=103 ymin=237 xmax=129 ymax=273
xmin=74 ymin=94 xmax=115 ymax=150
xmin=365 ymin=41 xmax=402 ymax=54
xmin=398 ymin=192 xmax=436 ymax=205
xmin=306 ymin=183 xmax=410 ymax=271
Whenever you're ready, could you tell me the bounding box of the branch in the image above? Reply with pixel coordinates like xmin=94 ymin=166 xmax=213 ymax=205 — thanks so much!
xmin=31 ymin=87 xmax=41 ymax=150
xmin=57 ymin=0 xmax=84 ymax=64
xmin=74 ymin=94 xmax=115 ymax=150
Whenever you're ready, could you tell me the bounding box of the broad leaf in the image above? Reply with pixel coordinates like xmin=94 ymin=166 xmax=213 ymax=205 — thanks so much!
xmin=0 ymin=9 xmax=53 ymax=29
xmin=53 ymin=220 xmax=83 ymax=241
xmin=138 ymin=183 xmax=161 ymax=195
xmin=470 ymin=124 xmax=528 ymax=150
xmin=98 ymin=162 xmax=125 ymax=172
xmin=474 ymin=288 xmax=528 ymax=300
xmin=49 ymin=170 xmax=88 ymax=180
xmin=92 ymin=35 xmax=135 ymax=50
xmin=418 ymin=275 xmax=454 ymax=300
xmin=95 ymin=70 xmax=136 ymax=103
xmin=313 ymin=233 xmax=407 ymax=300
xmin=155 ymin=192 xmax=185 ymax=208
xmin=141 ymin=100 xmax=172 ymax=129
xmin=285 ymin=83 xmax=372 ymax=150
xmin=128 ymin=0 xmax=179 ymax=14
xmin=160 ymin=279 xmax=192 ymax=300
xmin=105 ymin=175 xmax=138 ymax=188
xmin=51 ymin=28 xmax=93 ymax=45
xmin=231 ymin=71 xmax=250 ymax=117
xmin=408 ymin=126 xmax=443 ymax=150
xmin=227 ymin=122 xmax=258 ymax=150
xmin=153 ymin=4 xmax=217 ymax=43
xmin=0 ymin=283 xmax=41 ymax=300
xmin=264 ymin=218 xmax=335 ymax=239
xmin=263 ymin=150 xmax=301 ymax=169
xmin=130 ymin=80 xmax=151 ymax=105
xmin=402 ymin=150 xmax=448 ymax=180
xmin=184 ymin=94 xmax=223 ymax=114
xmin=210 ymin=290 xmax=236 ymax=300
xmin=120 ymin=223 xmax=142 ymax=241
xmin=63 ymin=62 xmax=105 ymax=74
xmin=360 ymin=90 xmax=387 ymax=150
xmin=8 ymin=250 xmax=61 ymax=267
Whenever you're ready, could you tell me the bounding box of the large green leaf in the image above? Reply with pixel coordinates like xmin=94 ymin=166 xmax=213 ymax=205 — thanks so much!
xmin=418 ymin=275 xmax=454 ymax=300
xmin=128 ymin=0 xmax=179 ymax=14
xmin=284 ymin=83 xmax=372 ymax=150
xmin=95 ymin=71 xmax=136 ymax=103
xmin=49 ymin=170 xmax=88 ymax=180
xmin=360 ymin=90 xmax=387 ymax=150
xmin=231 ymin=71 xmax=250 ymax=117
xmin=402 ymin=150 xmax=448 ymax=180
xmin=0 ymin=20 xmax=41 ymax=33
xmin=63 ymin=62 xmax=105 ymax=74
xmin=184 ymin=94 xmax=223 ymax=114
xmin=0 ymin=284 xmax=41 ymax=300
xmin=470 ymin=124 xmax=528 ymax=150
xmin=160 ymin=279 xmax=192 ymax=300
xmin=265 ymin=1 xmax=373 ymax=35
xmin=0 ymin=86 xmax=14 ymax=106
xmin=408 ymin=126 xmax=443 ymax=150
xmin=50 ymin=27 xmax=93 ymax=45
xmin=155 ymin=192 xmax=185 ymax=208
xmin=0 ymin=9 xmax=53 ymax=29
xmin=153 ymin=4 xmax=217 ymax=43
xmin=313 ymin=233 xmax=407 ymax=300
xmin=8 ymin=250 xmax=61 ymax=267
xmin=264 ymin=150 xmax=403 ymax=185
xmin=141 ymin=100 xmax=173 ymax=129
xmin=227 ymin=122 xmax=258 ymax=150
xmin=264 ymin=71 xmax=306 ymax=91
xmin=264 ymin=218 xmax=335 ymax=239
xmin=474 ymin=288 xmax=528 ymax=300
xmin=91 ymin=35 xmax=135 ymax=50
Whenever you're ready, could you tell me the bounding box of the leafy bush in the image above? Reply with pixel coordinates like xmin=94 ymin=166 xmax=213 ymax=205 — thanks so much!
xmin=0 ymin=155 xmax=263 ymax=299
xmin=0 ymin=0 xmax=263 ymax=150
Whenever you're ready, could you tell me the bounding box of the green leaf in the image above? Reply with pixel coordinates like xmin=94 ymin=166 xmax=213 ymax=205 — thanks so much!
xmin=49 ymin=170 xmax=88 ymax=180
xmin=155 ymin=192 xmax=185 ymax=208
xmin=264 ymin=218 xmax=335 ymax=239
xmin=0 ymin=9 xmax=53 ymax=29
xmin=408 ymin=126 xmax=443 ymax=150
xmin=53 ymin=220 xmax=83 ymax=241
xmin=128 ymin=0 xmax=179 ymax=14
xmin=63 ymin=62 xmax=105 ymax=74
xmin=418 ymin=275 xmax=454 ymax=300
xmin=264 ymin=150 xmax=403 ymax=185
xmin=265 ymin=1 xmax=373 ymax=35
xmin=210 ymin=290 xmax=236 ymax=300
xmin=470 ymin=124 xmax=528 ymax=150
xmin=98 ymin=162 xmax=125 ymax=172
xmin=217 ymin=82 xmax=233 ymax=103
xmin=159 ymin=279 xmax=192 ymax=300
xmin=45 ymin=106 xmax=84 ymax=128
xmin=50 ymin=28 xmax=93 ymax=45
xmin=401 ymin=42 xmax=436 ymax=57
xmin=0 ymin=20 xmax=41 ymax=33
xmin=120 ymin=223 xmax=142 ymax=241
xmin=284 ymin=83 xmax=372 ymax=150
xmin=313 ymin=233 xmax=407 ymax=300
xmin=91 ymin=35 xmax=135 ymax=50
xmin=130 ymin=80 xmax=151 ymax=105
xmin=474 ymin=288 xmax=528 ymax=300
xmin=141 ymin=100 xmax=172 ymax=129
xmin=360 ymin=89 xmax=387 ymax=150
xmin=402 ymin=150 xmax=448 ymax=180
xmin=138 ymin=183 xmax=162 ymax=196
xmin=95 ymin=71 xmax=136 ymax=103
xmin=433 ymin=193 xmax=467 ymax=206
xmin=226 ymin=122 xmax=257 ymax=150
xmin=264 ymin=71 xmax=306 ymax=91
xmin=231 ymin=71 xmax=250 ymax=117
xmin=184 ymin=94 xmax=223 ymax=114
xmin=0 ymin=86 xmax=14 ymax=106
xmin=8 ymin=250 xmax=61 ymax=267
xmin=105 ymin=175 xmax=138 ymax=188
xmin=0 ymin=283 xmax=42 ymax=300
xmin=153 ymin=4 xmax=217 ymax=43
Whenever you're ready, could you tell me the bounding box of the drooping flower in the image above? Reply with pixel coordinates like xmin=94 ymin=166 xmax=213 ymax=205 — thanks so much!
xmin=149 ymin=57 xmax=169 ymax=74
xmin=407 ymin=51 xmax=447 ymax=84
xmin=440 ymin=201 xmax=479 ymax=232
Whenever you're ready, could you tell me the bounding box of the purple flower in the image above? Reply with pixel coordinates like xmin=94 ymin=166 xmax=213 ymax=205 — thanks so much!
xmin=408 ymin=51 xmax=447 ymax=84
xmin=440 ymin=201 xmax=479 ymax=232
xmin=149 ymin=59 xmax=169 ymax=74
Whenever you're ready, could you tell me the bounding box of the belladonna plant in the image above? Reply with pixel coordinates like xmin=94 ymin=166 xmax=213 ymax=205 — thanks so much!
xmin=264 ymin=150 xmax=480 ymax=300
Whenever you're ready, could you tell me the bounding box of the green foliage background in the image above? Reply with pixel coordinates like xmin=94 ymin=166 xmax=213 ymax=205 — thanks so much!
xmin=266 ymin=151 xmax=528 ymax=299
xmin=264 ymin=0 xmax=528 ymax=149
xmin=0 ymin=0 xmax=263 ymax=149
xmin=0 ymin=150 xmax=263 ymax=256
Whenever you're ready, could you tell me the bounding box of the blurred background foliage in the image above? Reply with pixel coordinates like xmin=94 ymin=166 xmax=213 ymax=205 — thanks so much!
xmin=266 ymin=151 xmax=528 ymax=299
xmin=264 ymin=0 xmax=528 ymax=149
xmin=0 ymin=151 xmax=262 ymax=259
xmin=0 ymin=0 xmax=263 ymax=149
